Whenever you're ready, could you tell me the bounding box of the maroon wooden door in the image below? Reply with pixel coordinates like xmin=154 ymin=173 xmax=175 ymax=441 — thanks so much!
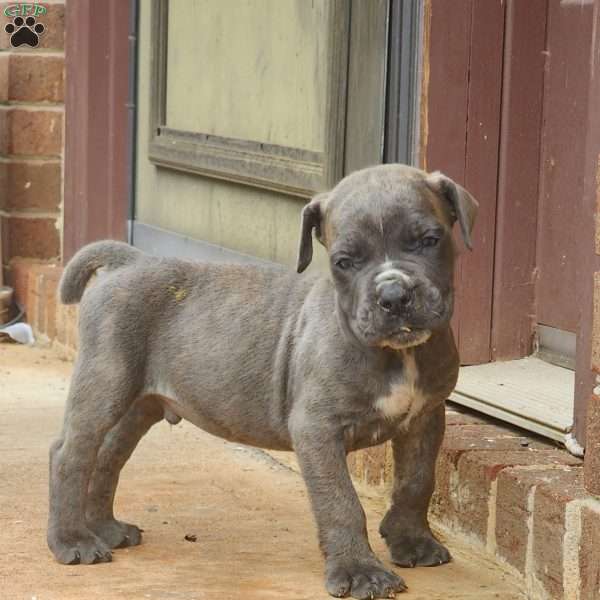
xmin=425 ymin=0 xmax=592 ymax=365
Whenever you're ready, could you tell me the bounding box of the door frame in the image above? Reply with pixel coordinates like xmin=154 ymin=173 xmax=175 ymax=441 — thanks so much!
xmin=64 ymin=0 xmax=600 ymax=490
xmin=64 ymin=0 xmax=596 ymax=448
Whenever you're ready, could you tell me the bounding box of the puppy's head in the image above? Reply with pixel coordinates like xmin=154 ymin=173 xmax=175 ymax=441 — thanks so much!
xmin=297 ymin=164 xmax=477 ymax=350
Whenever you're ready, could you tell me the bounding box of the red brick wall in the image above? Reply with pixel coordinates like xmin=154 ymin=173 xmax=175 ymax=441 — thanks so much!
xmin=0 ymin=1 xmax=65 ymax=273
xmin=9 ymin=260 xmax=77 ymax=356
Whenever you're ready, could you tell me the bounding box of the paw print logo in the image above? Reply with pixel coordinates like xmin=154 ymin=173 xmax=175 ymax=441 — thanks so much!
xmin=5 ymin=15 xmax=45 ymax=48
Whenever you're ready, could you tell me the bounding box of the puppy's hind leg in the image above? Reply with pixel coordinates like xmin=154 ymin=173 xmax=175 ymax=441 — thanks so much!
xmin=48 ymin=362 xmax=139 ymax=565
xmin=86 ymin=396 xmax=165 ymax=549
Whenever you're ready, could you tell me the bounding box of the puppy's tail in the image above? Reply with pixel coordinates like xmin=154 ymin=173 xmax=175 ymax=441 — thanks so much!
xmin=59 ymin=240 xmax=143 ymax=304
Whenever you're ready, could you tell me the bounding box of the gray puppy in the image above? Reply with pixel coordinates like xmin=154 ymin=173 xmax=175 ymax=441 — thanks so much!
xmin=48 ymin=164 xmax=477 ymax=599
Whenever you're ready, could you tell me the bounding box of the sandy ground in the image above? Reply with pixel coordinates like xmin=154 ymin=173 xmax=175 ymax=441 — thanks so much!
xmin=0 ymin=343 xmax=524 ymax=600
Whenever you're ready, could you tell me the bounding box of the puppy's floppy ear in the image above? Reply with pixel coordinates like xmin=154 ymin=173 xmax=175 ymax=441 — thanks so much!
xmin=297 ymin=192 xmax=329 ymax=273
xmin=426 ymin=171 xmax=479 ymax=250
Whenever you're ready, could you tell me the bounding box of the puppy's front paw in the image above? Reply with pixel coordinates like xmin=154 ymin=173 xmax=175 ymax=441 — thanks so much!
xmin=87 ymin=518 xmax=143 ymax=549
xmin=325 ymin=559 xmax=407 ymax=599
xmin=385 ymin=533 xmax=451 ymax=568
xmin=48 ymin=527 xmax=112 ymax=565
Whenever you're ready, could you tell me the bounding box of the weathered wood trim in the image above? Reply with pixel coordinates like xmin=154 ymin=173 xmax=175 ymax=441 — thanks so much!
xmin=148 ymin=0 xmax=350 ymax=198
xmin=384 ymin=0 xmax=422 ymax=166
xmin=149 ymin=129 xmax=323 ymax=197
xmin=344 ymin=0 xmax=389 ymax=173
xmin=148 ymin=0 xmax=167 ymax=141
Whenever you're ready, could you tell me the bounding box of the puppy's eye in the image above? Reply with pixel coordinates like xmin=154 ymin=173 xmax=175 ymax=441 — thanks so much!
xmin=421 ymin=236 xmax=440 ymax=248
xmin=335 ymin=257 xmax=355 ymax=270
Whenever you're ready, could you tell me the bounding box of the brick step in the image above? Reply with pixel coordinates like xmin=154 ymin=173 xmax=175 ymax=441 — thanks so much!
xmin=349 ymin=407 xmax=598 ymax=600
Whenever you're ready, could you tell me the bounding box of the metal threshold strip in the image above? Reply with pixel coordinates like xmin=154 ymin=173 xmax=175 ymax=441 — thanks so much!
xmin=450 ymin=356 xmax=575 ymax=447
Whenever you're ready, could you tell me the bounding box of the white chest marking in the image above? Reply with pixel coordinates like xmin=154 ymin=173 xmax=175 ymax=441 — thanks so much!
xmin=375 ymin=350 xmax=426 ymax=426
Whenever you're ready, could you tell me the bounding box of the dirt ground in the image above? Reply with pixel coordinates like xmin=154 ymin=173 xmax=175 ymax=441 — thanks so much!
xmin=0 ymin=344 xmax=524 ymax=600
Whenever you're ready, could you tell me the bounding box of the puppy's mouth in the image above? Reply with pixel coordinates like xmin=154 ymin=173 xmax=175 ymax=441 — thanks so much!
xmin=376 ymin=326 xmax=432 ymax=350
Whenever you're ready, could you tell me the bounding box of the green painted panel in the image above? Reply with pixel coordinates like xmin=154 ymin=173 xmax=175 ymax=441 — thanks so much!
xmin=135 ymin=1 xmax=328 ymax=271
xmin=165 ymin=0 xmax=329 ymax=153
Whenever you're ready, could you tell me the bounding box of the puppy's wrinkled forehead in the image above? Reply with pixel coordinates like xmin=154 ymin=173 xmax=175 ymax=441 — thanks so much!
xmin=325 ymin=170 xmax=451 ymax=247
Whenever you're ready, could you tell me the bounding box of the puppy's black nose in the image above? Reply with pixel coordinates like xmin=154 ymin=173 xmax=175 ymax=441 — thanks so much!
xmin=377 ymin=282 xmax=412 ymax=315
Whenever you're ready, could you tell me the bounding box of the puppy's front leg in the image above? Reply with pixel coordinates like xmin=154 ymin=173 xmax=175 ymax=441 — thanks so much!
xmin=379 ymin=403 xmax=451 ymax=567
xmin=292 ymin=420 xmax=406 ymax=599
